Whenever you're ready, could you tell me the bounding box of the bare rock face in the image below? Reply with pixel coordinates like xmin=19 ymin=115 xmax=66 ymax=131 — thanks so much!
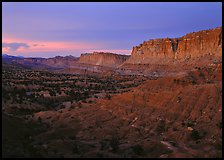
xmin=125 ymin=27 xmax=222 ymax=64
xmin=78 ymin=52 xmax=130 ymax=67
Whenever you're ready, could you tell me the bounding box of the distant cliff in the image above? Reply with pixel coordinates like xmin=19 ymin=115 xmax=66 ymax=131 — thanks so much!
xmin=124 ymin=27 xmax=222 ymax=64
xmin=3 ymin=27 xmax=222 ymax=70
xmin=3 ymin=55 xmax=79 ymax=69
xmin=78 ymin=52 xmax=130 ymax=67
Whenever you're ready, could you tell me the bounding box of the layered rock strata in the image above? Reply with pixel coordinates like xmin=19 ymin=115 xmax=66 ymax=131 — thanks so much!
xmin=125 ymin=27 xmax=222 ymax=64
xmin=78 ymin=52 xmax=130 ymax=67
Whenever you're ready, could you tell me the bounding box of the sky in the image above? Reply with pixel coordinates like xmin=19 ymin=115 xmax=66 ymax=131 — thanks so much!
xmin=2 ymin=2 xmax=222 ymax=58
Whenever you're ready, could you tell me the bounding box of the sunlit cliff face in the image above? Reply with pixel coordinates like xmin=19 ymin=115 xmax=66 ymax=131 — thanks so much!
xmin=78 ymin=52 xmax=130 ymax=67
xmin=124 ymin=27 xmax=222 ymax=64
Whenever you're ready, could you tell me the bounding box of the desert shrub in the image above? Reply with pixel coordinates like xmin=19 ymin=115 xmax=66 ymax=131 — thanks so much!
xmin=216 ymin=121 xmax=222 ymax=129
xmin=83 ymin=91 xmax=89 ymax=98
xmin=110 ymin=136 xmax=119 ymax=152
xmin=195 ymin=67 xmax=201 ymax=70
xmin=132 ymin=144 xmax=144 ymax=155
xmin=70 ymin=105 xmax=75 ymax=109
xmin=190 ymin=130 xmax=200 ymax=141
xmin=38 ymin=117 xmax=42 ymax=123
xmin=106 ymin=94 xmax=111 ymax=100
xmin=184 ymin=120 xmax=195 ymax=127
xmin=199 ymin=71 xmax=205 ymax=78
xmin=192 ymin=80 xmax=197 ymax=85
xmin=172 ymin=127 xmax=178 ymax=131
xmin=100 ymin=140 xmax=109 ymax=150
xmin=155 ymin=120 xmax=167 ymax=133
xmin=88 ymin=100 xmax=93 ymax=103
xmin=173 ymin=79 xmax=179 ymax=84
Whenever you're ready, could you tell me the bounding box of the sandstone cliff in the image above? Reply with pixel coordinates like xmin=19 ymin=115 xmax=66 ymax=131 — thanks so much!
xmin=125 ymin=27 xmax=222 ymax=64
xmin=43 ymin=55 xmax=79 ymax=67
xmin=78 ymin=52 xmax=130 ymax=67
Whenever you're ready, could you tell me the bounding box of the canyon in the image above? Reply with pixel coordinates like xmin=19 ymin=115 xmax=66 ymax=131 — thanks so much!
xmin=2 ymin=27 xmax=222 ymax=158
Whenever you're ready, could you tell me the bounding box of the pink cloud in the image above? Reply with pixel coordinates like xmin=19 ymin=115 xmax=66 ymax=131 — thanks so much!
xmin=2 ymin=35 xmax=131 ymax=57
xmin=2 ymin=36 xmax=102 ymax=56
xmin=2 ymin=42 xmax=30 ymax=52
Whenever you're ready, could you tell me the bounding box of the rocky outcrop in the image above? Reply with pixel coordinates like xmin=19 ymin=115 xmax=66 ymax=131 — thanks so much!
xmin=125 ymin=27 xmax=222 ymax=64
xmin=78 ymin=52 xmax=130 ymax=67
xmin=43 ymin=55 xmax=79 ymax=68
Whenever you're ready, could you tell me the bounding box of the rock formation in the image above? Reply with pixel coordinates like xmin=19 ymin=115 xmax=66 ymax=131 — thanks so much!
xmin=43 ymin=55 xmax=79 ymax=68
xmin=125 ymin=27 xmax=222 ymax=64
xmin=78 ymin=52 xmax=130 ymax=67
xmin=2 ymin=27 xmax=222 ymax=72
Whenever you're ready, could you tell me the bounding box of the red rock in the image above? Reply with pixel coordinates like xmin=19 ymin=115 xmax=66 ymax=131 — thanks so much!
xmin=125 ymin=27 xmax=222 ymax=64
xmin=78 ymin=52 xmax=130 ymax=67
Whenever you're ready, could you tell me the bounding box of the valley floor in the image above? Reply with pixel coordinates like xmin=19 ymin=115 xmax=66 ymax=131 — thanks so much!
xmin=2 ymin=57 xmax=222 ymax=158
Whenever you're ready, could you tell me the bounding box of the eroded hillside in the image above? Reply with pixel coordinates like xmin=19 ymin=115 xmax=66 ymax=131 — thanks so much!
xmin=29 ymin=62 xmax=222 ymax=158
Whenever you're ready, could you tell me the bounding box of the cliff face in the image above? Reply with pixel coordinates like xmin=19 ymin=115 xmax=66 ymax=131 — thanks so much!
xmin=43 ymin=56 xmax=79 ymax=67
xmin=78 ymin=52 xmax=130 ymax=67
xmin=125 ymin=27 xmax=222 ymax=64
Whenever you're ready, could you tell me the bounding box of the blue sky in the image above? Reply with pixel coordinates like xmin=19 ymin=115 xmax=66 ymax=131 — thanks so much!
xmin=2 ymin=2 xmax=222 ymax=58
